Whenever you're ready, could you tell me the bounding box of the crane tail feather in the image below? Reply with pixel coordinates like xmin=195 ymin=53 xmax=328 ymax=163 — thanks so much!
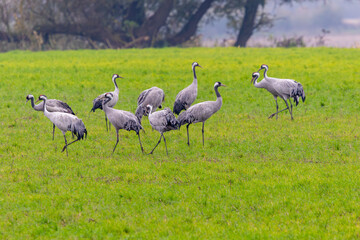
xmin=71 ymin=119 xmax=87 ymax=141
xmin=291 ymin=83 xmax=305 ymax=106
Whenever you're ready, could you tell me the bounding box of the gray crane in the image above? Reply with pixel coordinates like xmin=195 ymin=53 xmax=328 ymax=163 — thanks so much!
xmin=147 ymin=105 xmax=179 ymax=155
xmin=178 ymin=82 xmax=226 ymax=146
xmin=102 ymin=92 xmax=144 ymax=154
xmin=173 ymin=62 xmax=202 ymax=115
xmin=135 ymin=86 xmax=165 ymax=123
xmin=254 ymin=64 xmax=306 ymax=120
xmin=26 ymin=94 xmax=75 ymax=140
xmin=90 ymin=74 xmax=123 ymax=131
xmin=38 ymin=95 xmax=87 ymax=156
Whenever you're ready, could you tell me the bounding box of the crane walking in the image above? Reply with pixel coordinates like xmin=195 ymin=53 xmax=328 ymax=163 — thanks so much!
xmin=147 ymin=105 xmax=179 ymax=155
xmin=254 ymin=64 xmax=305 ymax=120
xmin=38 ymin=95 xmax=87 ymax=156
xmin=135 ymin=86 xmax=165 ymax=123
xmin=178 ymin=82 xmax=226 ymax=146
xmin=102 ymin=93 xmax=144 ymax=154
xmin=91 ymin=74 xmax=123 ymax=131
xmin=173 ymin=62 xmax=202 ymax=115
xmin=26 ymin=94 xmax=75 ymax=140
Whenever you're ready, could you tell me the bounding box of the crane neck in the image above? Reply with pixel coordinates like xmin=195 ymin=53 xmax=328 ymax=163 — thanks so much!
xmin=214 ymin=85 xmax=222 ymax=99
xmin=29 ymin=97 xmax=36 ymax=109
xmin=102 ymin=99 xmax=111 ymax=113
xmin=263 ymin=67 xmax=269 ymax=79
xmin=113 ymin=77 xmax=119 ymax=91
xmin=42 ymin=98 xmax=49 ymax=115
xmin=192 ymin=65 xmax=197 ymax=83
xmin=147 ymin=106 xmax=153 ymax=117
xmin=253 ymin=76 xmax=261 ymax=88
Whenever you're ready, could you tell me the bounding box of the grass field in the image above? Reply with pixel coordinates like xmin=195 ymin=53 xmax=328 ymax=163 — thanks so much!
xmin=0 ymin=47 xmax=360 ymax=239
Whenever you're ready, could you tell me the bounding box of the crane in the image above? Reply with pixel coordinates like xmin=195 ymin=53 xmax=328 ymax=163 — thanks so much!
xmin=135 ymin=86 xmax=165 ymax=123
xmin=102 ymin=93 xmax=144 ymax=154
xmin=26 ymin=94 xmax=75 ymax=140
xmin=90 ymin=74 xmax=123 ymax=131
xmin=38 ymin=95 xmax=87 ymax=156
xmin=173 ymin=62 xmax=202 ymax=115
xmin=147 ymin=105 xmax=179 ymax=155
xmin=254 ymin=64 xmax=306 ymax=120
xmin=178 ymin=82 xmax=226 ymax=146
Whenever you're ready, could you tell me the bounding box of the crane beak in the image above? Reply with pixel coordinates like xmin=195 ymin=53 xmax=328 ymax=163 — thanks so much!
xmin=35 ymin=99 xmax=40 ymax=103
xmin=221 ymin=83 xmax=227 ymax=87
xmin=251 ymin=77 xmax=255 ymax=83
xmin=198 ymin=65 xmax=203 ymax=68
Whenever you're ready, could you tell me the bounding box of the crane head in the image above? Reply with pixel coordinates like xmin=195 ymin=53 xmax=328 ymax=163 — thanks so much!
xmin=103 ymin=92 xmax=113 ymax=105
xmin=258 ymin=64 xmax=268 ymax=72
xmin=251 ymin=72 xmax=260 ymax=83
xmin=37 ymin=95 xmax=47 ymax=102
xmin=215 ymin=82 xmax=226 ymax=88
xmin=26 ymin=94 xmax=34 ymax=103
xmin=146 ymin=104 xmax=153 ymax=113
xmin=112 ymin=74 xmax=123 ymax=79
xmin=192 ymin=62 xmax=203 ymax=69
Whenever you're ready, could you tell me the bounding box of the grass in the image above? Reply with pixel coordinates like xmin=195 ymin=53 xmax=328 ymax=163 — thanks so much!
xmin=0 ymin=47 xmax=360 ymax=239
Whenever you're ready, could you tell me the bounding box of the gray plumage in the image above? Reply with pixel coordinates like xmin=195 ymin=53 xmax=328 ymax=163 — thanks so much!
xmin=173 ymin=62 xmax=202 ymax=115
xmin=26 ymin=94 xmax=75 ymax=140
xmin=38 ymin=95 xmax=87 ymax=156
xmin=90 ymin=74 xmax=123 ymax=131
xmin=102 ymin=93 xmax=144 ymax=154
xmin=253 ymin=64 xmax=306 ymax=120
xmin=147 ymin=105 xmax=179 ymax=155
xmin=135 ymin=86 xmax=165 ymax=123
xmin=178 ymin=81 xmax=226 ymax=146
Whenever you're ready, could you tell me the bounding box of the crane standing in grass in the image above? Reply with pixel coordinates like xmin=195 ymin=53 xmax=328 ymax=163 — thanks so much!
xmin=26 ymin=94 xmax=75 ymax=140
xmin=254 ymin=64 xmax=306 ymax=120
xmin=38 ymin=95 xmax=87 ymax=156
xmin=147 ymin=105 xmax=179 ymax=155
xmin=173 ymin=62 xmax=202 ymax=115
xmin=135 ymin=86 xmax=165 ymax=123
xmin=91 ymin=74 xmax=123 ymax=131
xmin=102 ymin=93 xmax=144 ymax=154
xmin=178 ymin=82 xmax=226 ymax=146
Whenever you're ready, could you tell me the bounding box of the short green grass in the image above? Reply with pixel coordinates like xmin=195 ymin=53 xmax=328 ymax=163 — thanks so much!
xmin=0 ymin=48 xmax=360 ymax=239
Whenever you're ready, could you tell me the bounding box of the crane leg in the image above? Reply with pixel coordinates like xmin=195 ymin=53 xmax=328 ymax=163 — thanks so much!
xmin=149 ymin=134 xmax=162 ymax=155
xmin=52 ymin=124 xmax=55 ymax=140
xmin=112 ymin=130 xmax=119 ymax=154
xmin=268 ymin=107 xmax=289 ymax=119
xmin=269 ymin=98 xmax=283 ymax=119
xmin=62 ymin=139 xmax=79 ymax=152
xmin=288 ymin=99 xmax=294 ymax=120
xmin=62 ymin=134 xmax=68 ymax=157
xmin=186 ymin=123 xmax=191 ymax=146
xmin=162 ymin=134 xmax=168 ymax=156
xmin=284 ymin=99 xmax=294 ymax=120
xmin=202 ymin=122 xmax=205 ymax=146
xmin=137 ymin=132 xmax=144 ymax=153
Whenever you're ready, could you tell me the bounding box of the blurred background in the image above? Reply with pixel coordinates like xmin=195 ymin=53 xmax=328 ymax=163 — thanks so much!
xmin=0 ymin=0 xmax=359 ymax=51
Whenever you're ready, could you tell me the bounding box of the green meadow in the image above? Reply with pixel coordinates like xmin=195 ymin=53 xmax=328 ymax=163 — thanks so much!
xmin=0 ymin=48 xmax=360 ymax=238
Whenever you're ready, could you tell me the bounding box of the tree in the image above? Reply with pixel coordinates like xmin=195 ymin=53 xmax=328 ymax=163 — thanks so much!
xmin=0 ymin=0 xmax=216 ymax=49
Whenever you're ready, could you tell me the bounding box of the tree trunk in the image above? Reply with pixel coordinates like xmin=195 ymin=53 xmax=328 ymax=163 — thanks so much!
xmin=135 ymin=0 xmax=174 ymax=43
xmin=234 ymin=0 xmax=263 ymax=47
xmin=167 ymin=0 xmax=214 ymax=46
xmin=34 ymin=24 xmax=126 ymax=48
xmin=124 ymin=0 xmax=145 ymax=25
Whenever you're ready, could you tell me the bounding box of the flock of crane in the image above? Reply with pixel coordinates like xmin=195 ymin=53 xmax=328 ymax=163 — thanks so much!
xmin=26 ymin=62 xmax=305 ymax=156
